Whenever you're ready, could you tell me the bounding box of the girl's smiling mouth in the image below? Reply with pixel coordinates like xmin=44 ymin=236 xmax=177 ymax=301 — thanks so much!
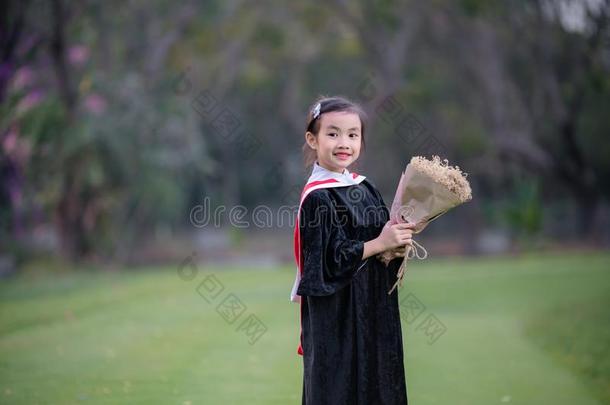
xmin=334 ymin=152 xmax=352 ymax=160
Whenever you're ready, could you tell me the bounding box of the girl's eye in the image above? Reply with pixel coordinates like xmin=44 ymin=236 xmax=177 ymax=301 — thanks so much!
xmin=328 ymin=133 xmax=337 ymax=137
xmin=350 ymin=133 xmax=359 ymax=138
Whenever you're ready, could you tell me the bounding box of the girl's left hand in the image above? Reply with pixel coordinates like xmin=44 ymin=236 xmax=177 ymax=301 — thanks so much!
xmin=376 ymin=245 xmax=408 ymax=267
xmin=385 ymin=245 xmax=407 ymax=260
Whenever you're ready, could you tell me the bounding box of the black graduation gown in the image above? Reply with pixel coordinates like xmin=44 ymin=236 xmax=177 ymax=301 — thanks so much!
xmin=296 ymin=179 xmax=408 ymax=405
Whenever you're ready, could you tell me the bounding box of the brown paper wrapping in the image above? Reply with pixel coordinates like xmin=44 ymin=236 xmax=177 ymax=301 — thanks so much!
xmin=377 ymin=157 xmax=472 ymax=294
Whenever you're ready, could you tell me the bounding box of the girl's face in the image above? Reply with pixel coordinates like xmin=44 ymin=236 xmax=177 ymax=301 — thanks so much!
xmin=305 ymin=111 xmax=362 ymax=174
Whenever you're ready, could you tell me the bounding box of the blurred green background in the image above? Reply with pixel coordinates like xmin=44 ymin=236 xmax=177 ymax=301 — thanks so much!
xmin=1 ymin=0 xmax=609 ymax=403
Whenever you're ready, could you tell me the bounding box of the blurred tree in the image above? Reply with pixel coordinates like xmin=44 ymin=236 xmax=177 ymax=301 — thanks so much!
xmin=461 ymin=0 xmax=609 ymax=237
xmin=2 ymin=0 xmax=212 ymax=261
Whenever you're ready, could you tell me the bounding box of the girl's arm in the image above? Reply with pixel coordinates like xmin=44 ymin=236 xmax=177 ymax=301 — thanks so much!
xmin=363 ymin=222 xmax=414 ymax=260
xmin=362 ymin=238 xmax=386 ymax=260
xmin=296 ymin=191 xmax=366 ymax=296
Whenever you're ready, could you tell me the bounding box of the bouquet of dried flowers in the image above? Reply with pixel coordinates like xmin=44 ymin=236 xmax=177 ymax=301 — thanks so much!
xmin=377 ymin=156 xmax=473 ymax=294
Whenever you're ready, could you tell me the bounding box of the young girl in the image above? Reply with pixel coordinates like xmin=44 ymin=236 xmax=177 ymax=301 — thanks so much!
xmin=290 ymin=96 xmax=415 ymax=404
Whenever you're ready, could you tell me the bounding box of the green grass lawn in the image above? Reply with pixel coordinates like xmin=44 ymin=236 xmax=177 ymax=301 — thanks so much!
xmin=0 ymin=252 xmax=609 ymax=404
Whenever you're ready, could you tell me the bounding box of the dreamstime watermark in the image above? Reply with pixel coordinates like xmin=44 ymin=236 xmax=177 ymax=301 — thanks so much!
xmin=177 ymin=252 xmax=268 ymax=345
xmin=189 ymin=195 xmax=415 ymax=229
xmin=172 ymin=66 xmax=262 ymax=159
xmin=399 ymin=291 xmax=447 ymax=344
xmin=263 ymin=161 xmax=304 ymax=206
xmin=355 ymin=72 xmax=449 ymax=158
xmin=173 ymin=65 xmax=305 ymax=209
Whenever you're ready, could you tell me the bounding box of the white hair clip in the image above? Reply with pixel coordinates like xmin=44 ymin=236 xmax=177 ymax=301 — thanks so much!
xmin=312 ymin=102 xmax=321 ymax=120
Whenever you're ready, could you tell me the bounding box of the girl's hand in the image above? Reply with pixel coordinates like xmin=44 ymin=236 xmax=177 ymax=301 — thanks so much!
xmin=377 ymin=221 xmax=414 ymax=251
xmin=376 ymin=245 xmax=407 ymax=267
xmin=385 ymin=245 xmax=407 ymax=259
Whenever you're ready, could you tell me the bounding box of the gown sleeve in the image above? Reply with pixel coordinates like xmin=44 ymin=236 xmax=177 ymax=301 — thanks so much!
xmin=296 ymin=190 xmax=366 ymax=296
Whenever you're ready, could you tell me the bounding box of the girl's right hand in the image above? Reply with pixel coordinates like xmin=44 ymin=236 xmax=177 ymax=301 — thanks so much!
xmin=377 ymin=221 xmax=415 ymax=250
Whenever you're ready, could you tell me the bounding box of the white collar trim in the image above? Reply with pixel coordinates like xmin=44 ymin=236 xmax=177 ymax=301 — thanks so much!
xmin=309 ymin=161 xmax=364 ymax=185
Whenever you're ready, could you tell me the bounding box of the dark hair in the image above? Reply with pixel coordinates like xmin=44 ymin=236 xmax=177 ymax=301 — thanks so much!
xmin=302 ymin=95 xmax=368 ymax=168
